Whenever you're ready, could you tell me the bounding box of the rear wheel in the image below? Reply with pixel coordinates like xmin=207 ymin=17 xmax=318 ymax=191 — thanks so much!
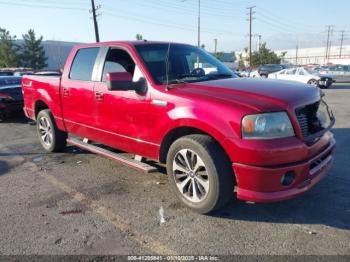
xmin=166 ymin=135 xmax=234 ymax=214
xmin=37 ymin=109 xmax=67 ymax=152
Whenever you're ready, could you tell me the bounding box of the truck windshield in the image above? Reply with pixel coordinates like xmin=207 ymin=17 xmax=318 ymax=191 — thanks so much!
xmin=135 ymin=43 xmax=236 ymax=85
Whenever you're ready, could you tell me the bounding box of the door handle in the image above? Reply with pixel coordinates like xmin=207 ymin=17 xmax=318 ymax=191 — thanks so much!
xmin=95 ymin=92 xmax=104 ymax=101
xmin=63 ymin=87 xmax=69 ymax=96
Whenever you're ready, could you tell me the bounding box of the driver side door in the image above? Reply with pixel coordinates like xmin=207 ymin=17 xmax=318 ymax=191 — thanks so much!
xmin=92 ymin=46 xmax=156 ymax=157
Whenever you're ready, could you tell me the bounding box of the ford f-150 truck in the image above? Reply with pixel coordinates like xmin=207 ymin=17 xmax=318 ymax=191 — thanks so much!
xmin=22 ymin=41 xmax=336 ymax=214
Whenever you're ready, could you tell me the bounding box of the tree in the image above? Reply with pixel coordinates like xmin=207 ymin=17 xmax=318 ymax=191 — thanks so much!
xmin=237 ymin=48 xmax=248 ymax=69
xmin=214 ymin=52 xmax=222 ymax=60
xmin=21 ymin=29 xmax=47 ymax=69
xmin=250 ymin=43 xmax=283 ymax=67
xmin=0 ymin=27 xmax=20 ymax=68
xmin=136 ymin=34 xmax=143 ymax=40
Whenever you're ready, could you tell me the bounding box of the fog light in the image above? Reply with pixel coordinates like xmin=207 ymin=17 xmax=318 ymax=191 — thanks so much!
xmin=281 ymin=171 xmax=295 ymax=186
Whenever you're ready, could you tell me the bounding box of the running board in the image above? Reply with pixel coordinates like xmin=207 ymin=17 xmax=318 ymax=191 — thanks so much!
xmin=67 ymin=138 xmax=157 ymax=173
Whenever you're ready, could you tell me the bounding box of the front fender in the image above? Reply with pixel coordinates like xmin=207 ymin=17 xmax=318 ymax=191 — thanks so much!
xmin=155 ymin=105 xmax=242 ymax=162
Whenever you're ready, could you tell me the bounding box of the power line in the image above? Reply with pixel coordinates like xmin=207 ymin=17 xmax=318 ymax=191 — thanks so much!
xmin=102 ymin=4 xmax=241 ymax=36
xmin=246 ymin=6 xmax=256 ymax=67
xmin=257 ymin=6 xmax=319 ymax=30
xmin=0 ymin=0 xmax=86 ymax=11
xmin=133 ymin=0 xmax=244 ymax=19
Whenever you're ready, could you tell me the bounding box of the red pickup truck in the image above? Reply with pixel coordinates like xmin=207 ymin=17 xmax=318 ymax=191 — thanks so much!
xmin=22 ymin=41 xmax=336 ymax=213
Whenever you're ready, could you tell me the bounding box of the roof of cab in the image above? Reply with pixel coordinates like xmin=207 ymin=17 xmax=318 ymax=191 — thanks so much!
xmin=73 ymin=40 xmax=189 ymax=49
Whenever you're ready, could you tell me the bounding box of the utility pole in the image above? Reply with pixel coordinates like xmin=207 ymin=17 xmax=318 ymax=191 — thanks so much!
xmin=90 ymin=0 xmax=100 ymax=42
xmin=295 ymin=44 xmax=299 ymax=66
xmin=182 ymin=0 xmax=201 ymax=47
xmin=214 ymin=38 xmax=218 ymax=54
xmin=339 ymin=30 xmax=346 ymax=58
xmin=257 ymin=34 xmax=262 ymax=51
xmin=247 ymin=6 xmax=256 ymax=68
xmin=197 ymin=0 xmax=201 ymax=47
xmin=325 ymin=25 xmax=334 ymax=63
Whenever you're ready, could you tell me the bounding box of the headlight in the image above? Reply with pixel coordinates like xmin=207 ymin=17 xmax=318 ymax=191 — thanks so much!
xmin=242 ymin=112 xmax=295 ymax=139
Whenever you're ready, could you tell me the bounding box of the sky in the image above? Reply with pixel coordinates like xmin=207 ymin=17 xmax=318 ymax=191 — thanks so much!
xmin=1 ymin=0 xmax=349 ymax=52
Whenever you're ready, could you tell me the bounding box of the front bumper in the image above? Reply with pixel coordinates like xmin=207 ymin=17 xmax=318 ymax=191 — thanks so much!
xmin=318 ymin=78 xmax=333 ymax=88
xmin=233 ymin=136 xmax=336 ymax=203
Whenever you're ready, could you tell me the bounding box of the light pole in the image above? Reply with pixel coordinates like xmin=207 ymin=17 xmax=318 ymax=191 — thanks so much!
xmin=197 ymin=0 xmax=201 ymax=47
xmin=182 ymin=0 xmax=201 ymax=47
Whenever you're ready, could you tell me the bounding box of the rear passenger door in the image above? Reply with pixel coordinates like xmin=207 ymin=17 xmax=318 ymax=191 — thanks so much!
xmin=61 ymin=47 xmax=100 ymax=138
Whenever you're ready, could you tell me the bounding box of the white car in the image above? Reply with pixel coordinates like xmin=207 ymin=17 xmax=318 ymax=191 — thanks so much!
xmin=268 ymin=67 xmax=333 ymax=88
xmin=251 ymin=70 xmax=262 ymax=78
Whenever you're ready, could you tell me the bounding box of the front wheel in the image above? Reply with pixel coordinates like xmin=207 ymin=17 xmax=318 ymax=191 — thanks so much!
xmin=166 ymin=135 xmax=234 ymax=214
xmin=37 ymin=109 xmax=67 ymax=152
xmin=308 ymin=79 xmax=318 ymax=86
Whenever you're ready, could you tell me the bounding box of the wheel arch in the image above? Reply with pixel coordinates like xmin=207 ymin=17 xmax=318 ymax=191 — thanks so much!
xmin=159 ymin=125 xmax=231 ymax=165
xmin=34 ymin=100 xmax=49 ymax=119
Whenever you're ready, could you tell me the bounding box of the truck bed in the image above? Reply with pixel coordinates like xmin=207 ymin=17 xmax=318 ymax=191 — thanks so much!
xmin=22 ymin=75 xmax=62 ymax=121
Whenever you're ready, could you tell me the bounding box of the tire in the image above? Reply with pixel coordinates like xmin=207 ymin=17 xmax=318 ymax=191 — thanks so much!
xmin=36 ymin=109 xmax=67 ymax=152
xmin=166 ymin=134 xmax=234 ymax=214
xmin=307 ymin=79 xmax=318 ymax=86
xmin=261 ymin=74 xmax=268 ymax=78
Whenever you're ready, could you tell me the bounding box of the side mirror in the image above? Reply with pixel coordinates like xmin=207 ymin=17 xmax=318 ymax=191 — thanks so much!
xmin=106 ymin=72 xmax=147 ymax=93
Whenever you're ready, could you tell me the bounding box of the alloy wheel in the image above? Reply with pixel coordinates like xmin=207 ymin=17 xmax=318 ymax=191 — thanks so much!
xmin=172 ymin=149 xmax=209 ymax=203
xmin=38 ymin=116 xmax=53 ymax=146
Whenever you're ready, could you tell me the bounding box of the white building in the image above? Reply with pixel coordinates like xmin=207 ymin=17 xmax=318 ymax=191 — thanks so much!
xmin=236 ymin=45 xmax=350 ymax=66
xmin=275 ymin=45 xmax=350 ymax=65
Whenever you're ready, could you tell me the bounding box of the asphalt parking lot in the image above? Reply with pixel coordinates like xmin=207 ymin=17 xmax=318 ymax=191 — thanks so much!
xmin=0 ymin=83 xmax=349 ymax=256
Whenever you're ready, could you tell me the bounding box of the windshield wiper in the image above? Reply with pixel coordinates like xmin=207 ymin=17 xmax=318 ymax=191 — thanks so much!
xmin=166 ymin=74 xmax=202 ymax=86
xmin=206 ymin=73 xmax=233 ymax=80
xmin=168 ymin=79 xmax=187 ymax=84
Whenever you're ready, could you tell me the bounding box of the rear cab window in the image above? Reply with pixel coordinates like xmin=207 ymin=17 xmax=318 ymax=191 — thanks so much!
xmin=69 ymin=47 xmax=100 ymax=81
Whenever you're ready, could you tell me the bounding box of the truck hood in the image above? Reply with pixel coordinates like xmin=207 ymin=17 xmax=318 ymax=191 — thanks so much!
xmin=174 ymin=78 xmax=320 ymax=112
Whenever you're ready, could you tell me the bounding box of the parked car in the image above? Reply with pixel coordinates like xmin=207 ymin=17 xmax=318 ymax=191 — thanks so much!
xmin=249 ymin=70 xmax=261 ymax=78
xmin=258 ymin=64 xmax=286 ymax=78
xmin=0 ymin=76 xmax=23 ymax=120
xmin=22 ymin=41 xmax=336 ymax=214
xmin=0 ymin=71 xmax=14 ymax=76
xmin=14 ymin=71 xmax=34 ymax=76
xmin=268 ymin=67 xmax=334 ymax=89
xmin=318 ymin=65 xmax=350 ymax=83
xmin=35 ymin=71 xmax=62 ymax=76
xmin=238 ymin=69 xmax=251 ymax=77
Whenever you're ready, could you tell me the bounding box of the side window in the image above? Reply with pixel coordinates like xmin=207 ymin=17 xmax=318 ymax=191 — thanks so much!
xmin=286 ymin=69 xmax=296 ymax=75
xmin=69 ymin=47 xmax=99 ymax=81
xmin=102 ymin=49 xmax=136 ymax=81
